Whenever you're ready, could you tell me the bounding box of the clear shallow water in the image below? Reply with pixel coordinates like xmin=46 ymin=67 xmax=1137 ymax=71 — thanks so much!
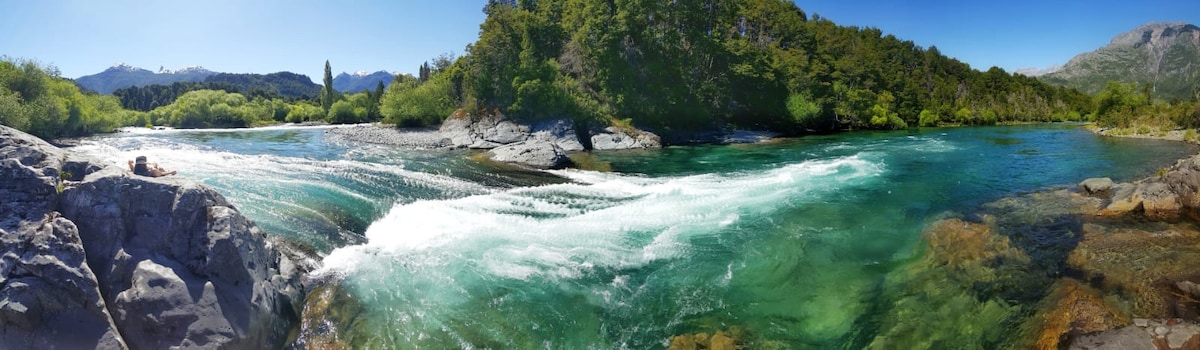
xmin=73 ymin=124 xmax=1198 ymax=348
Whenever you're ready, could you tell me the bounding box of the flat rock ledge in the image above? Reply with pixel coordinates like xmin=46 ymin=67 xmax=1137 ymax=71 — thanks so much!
xmin=0 ymin=125 xmax=302 ymax=349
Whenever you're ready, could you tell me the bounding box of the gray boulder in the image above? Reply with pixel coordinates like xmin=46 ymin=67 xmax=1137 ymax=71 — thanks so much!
xmin=1079 ymin=177 xmax=1115 ymax=196
xmin=438 ymin=116 xmax=477 ymax=148
xmin=487 ymin=141 xmax=573 ymax=169
xmin=530 ymin=119 xmax=585 ymax=151
xmin=438 ymin=111 xmax=589 ymax=151
xmin=590 ymin=126 xmax=662 ymax=150
xmin=438 ymin=112 xmax=531 ymax=149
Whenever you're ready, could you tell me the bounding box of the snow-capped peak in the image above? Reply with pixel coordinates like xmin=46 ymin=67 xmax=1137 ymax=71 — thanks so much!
xmin=352 ymin=70 xmax=371 ymax=77
xmin=158 ymin=65 xmax=211 ymax=74
xmin=109 ymin=62 xmax=139 ymax=72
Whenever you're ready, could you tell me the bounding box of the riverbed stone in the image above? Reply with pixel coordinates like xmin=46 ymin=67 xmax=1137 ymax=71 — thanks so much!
xmin=487 ymin=141 xmax=573 ymax=169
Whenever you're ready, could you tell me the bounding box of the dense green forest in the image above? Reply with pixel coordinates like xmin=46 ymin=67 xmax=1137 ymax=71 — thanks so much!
xmin=380 ymin=0 xmax=1094 ymax=133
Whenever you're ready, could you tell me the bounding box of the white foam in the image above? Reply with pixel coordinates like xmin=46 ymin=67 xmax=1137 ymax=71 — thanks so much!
xmin=318 ymin=155 xmax=885 ymax=281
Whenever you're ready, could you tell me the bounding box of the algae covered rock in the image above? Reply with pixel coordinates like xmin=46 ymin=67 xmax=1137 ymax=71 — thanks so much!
xmin=1025 ymin=278 xmax=1129 ymax=349
xmin=867 ymin=218 xmax=1033 ymax=349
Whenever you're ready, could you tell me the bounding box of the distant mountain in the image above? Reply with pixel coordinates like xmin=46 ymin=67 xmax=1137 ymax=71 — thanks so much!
xmin=205 ymin=72 xmax=322 ymax=100
xmin=1041 ymin=22 xmax=1200 ymax=99
xmin=76 ymin=63 xmax=217 ymax=94
xmin=1014 ymin=65 xmax=1061 ymax=77
xmin=332 ymin=71 xmax=395 ymax=93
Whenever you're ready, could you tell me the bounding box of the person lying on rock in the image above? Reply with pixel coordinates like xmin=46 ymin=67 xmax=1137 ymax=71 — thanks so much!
xmin=128 ymin=155 xmax=177 ymax=177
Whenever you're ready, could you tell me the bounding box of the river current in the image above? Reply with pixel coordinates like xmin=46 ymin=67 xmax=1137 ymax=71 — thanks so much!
xmin=72 ymin=124 xmax=1197 ymax=348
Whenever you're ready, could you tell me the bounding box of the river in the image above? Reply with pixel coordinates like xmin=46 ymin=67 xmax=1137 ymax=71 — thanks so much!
xmin=71 ymin=123 xmax=1197 ymax=348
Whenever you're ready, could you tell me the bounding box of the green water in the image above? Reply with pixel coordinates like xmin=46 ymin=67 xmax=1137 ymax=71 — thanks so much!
xmin=75 ymin=124 xmax=1197 ymax=348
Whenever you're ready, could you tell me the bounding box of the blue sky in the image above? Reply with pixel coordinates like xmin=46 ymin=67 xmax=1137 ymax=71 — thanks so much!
xmin=1 ymin=0 xmax=1197 ymax=81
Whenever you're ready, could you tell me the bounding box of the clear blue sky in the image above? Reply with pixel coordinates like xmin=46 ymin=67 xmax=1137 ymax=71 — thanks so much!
xmin=1 ymin=0 xmax=1197 ymax=81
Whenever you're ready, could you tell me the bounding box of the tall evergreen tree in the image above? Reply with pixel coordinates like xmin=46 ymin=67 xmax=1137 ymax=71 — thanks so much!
xmin=321 ymin=60 xmax=335 ymax=113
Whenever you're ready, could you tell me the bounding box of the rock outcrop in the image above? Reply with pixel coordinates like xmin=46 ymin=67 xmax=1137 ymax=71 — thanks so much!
xmin=1085 ymin=154 xmax=1200 ymax=220
xmin=439 ymin=111 xmax=542 ymax=149
xmin=589 ymin=126 xmax=662 ymax=150
xmin=0 ymin=125 xmax=302 ymax=349
xmin=439 ymin=110 xmax=658 ymax=152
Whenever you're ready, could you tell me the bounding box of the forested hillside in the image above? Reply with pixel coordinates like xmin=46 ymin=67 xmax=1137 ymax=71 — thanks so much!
xmin=396 ymin=0 xmax=1091 ymax=132
xmin=113 ymin=71 xmax=323 ymax=112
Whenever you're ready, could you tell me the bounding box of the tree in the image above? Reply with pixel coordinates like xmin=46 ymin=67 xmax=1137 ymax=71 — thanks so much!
xmin=787 ymin=93 xmax=822 ymax=129
xmin=321 ymin=60 xmax=336 ymax=113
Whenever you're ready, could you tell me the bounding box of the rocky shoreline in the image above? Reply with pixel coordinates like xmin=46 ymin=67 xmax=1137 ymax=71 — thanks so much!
xmin=323 ymin=110 xmax=778 ymax=169
xmin=0 ymin=125 xmax=306 ymax=349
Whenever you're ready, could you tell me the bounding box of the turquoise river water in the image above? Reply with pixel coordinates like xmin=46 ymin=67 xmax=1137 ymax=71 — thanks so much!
xmin=72 ymin=124 xmax=1198 ymax=348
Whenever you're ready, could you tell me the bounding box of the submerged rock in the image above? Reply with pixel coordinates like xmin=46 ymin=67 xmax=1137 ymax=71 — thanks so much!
xmin=487 ymin=141 xmax=573 ymax=169
xmin=1066 ymin=222 xmax=1200 ymax=318
xmin=667 ymin=329 xmax=743 ymax=350
xmin=867 ymin=218 xmax=1031 ymax=349
xmin=1028 ymin=278 xmax=1129 ymax=349
xmin=0 ymin=125 xmax=302 ymax=349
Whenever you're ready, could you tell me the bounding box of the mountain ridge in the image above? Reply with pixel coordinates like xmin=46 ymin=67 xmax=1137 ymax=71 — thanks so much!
xmin=77 ymin=64 xmax=218 ymax=94
xmin=1042 ymin=22 xmax=1200 ymax=99
xmin=332 ymin=70 xmax=394 ymax=93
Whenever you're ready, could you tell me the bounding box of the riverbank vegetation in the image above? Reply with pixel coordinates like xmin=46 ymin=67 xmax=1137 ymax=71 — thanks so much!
xmin=0 ymin=58 xmax=137 ymax=139
xmin=1090 ymin=81 xmax=1200 ymax=136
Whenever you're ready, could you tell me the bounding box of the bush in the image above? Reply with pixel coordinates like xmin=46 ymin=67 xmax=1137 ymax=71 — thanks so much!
xmin=286 ymin=103 xmax=324 ymax=123
xmin=918 ymin=109 xmax=940 ymax=127
xmin=787 ymin=93 xmax=822 ymax=128
xmin=381 ymin=74 xmax=457 ymax=127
